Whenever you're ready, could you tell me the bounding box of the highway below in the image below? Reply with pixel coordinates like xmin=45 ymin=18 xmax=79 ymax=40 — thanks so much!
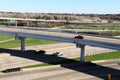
xmin=0 ymin=60 xmax=120 ymax=80
xmin=0 ymin=43 xmax=116 ymax=70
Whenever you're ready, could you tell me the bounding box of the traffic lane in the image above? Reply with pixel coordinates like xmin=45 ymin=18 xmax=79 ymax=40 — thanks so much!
xmin=0 ymin=43 xmax=115 ymax=70
xmin=0 ymin=61 xmax=120 ymax=80
xmin=32 ymin=62 xmax=120 ymax=80
xmin=46 ymin=46 xmax=114 ymax=57
xmin=24 ymin=43 xmax=115 ymax=57
xmin=0 ymin=67 xmax=66 ymax=78
xmin=81 ymin=75 xmax=120 ymax=80
xmin=0 ymin=62 xmax=120 ymax=80
xmin=11 ymin=42 xmax=115 ymax=58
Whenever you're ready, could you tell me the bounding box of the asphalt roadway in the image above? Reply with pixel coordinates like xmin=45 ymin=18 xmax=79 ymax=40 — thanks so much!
xmin=0 ymin=43 xmax=116 ymax=70
xmin=0 ymin=60 xmax=120 ymax=80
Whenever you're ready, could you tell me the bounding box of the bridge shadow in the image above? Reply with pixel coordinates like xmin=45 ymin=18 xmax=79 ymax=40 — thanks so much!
xmin=0 ymin=48 xmax=120 ymax=80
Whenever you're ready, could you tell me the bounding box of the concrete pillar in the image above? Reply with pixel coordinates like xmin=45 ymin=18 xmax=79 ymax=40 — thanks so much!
xmin=21 ymin=37 xmax=25 ymax=52
xmin=3 ymin=20 xmax=6 ymax=24
xmin=15 ymin=36 xmax=26 ymax=52
xmin=80 ymin=45 xmax=85 ymax=62
xmin=15 ymin=20 xmax=17 ymax=27
xmin=8 ymin=20 xmax=10 ymax=26
xmin=76 ymin=44 xmax=86 ymax=62
xmin=27 ymin=21 xmax=29 ymax=26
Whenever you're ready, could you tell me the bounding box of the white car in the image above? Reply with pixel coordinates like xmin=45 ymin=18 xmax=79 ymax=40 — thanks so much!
xmin=52 ymin=52 xmax=63 ymax=56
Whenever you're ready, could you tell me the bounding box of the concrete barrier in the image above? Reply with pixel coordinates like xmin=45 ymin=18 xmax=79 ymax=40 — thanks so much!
xmin=2 ymin=67 xmax=22 ymax=73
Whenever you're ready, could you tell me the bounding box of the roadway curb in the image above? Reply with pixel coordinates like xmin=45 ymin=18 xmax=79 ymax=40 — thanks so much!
xmin=22 ymin=65 xmax=61 ymax=71
xmin=91 ymin=59 xmax=120 ymax=63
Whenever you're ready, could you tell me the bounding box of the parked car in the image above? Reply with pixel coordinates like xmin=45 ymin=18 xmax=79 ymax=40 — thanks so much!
xmin=52 ymin=52 xmax=63 ymax=56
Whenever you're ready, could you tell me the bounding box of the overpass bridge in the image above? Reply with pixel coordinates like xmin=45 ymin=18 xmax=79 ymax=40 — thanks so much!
xmin=0 ymin=27 xmax=120 ymax=62
xmin=0 ymin=17 xmax=108 ymax=26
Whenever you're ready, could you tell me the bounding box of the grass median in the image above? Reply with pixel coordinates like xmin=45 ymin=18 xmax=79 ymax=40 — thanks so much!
xmin=22 ymin=51 xmax=120 ymax=69
xmin=0 ymin=38 xmax=59 ymax=48
xmin=0 ymin=35 xmax=14 ymax=40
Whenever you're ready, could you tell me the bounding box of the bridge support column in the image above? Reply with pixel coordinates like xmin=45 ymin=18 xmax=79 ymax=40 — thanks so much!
xmin=76 ymin=44 xmax=86 ymax=62
xmin=15 ymin=37 xmax=26 ymax=52
xmin=80 ymin=45 xmax=85 ymax=62
xmin=27 ymin=21 xmax=29 ymax=26
xmin=15 ymin=20 xmax=18 ymax=27
xmin=21 ymin=37 xmax=25 ymax=52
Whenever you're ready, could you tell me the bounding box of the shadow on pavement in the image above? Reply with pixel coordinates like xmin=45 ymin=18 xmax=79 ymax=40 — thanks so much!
xmin=0 ymin=48 xmax=120 ymax=80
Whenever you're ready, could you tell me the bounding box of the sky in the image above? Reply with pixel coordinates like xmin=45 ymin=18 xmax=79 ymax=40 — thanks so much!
xmin=0 ymin=0 xmax=120 ymax=14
